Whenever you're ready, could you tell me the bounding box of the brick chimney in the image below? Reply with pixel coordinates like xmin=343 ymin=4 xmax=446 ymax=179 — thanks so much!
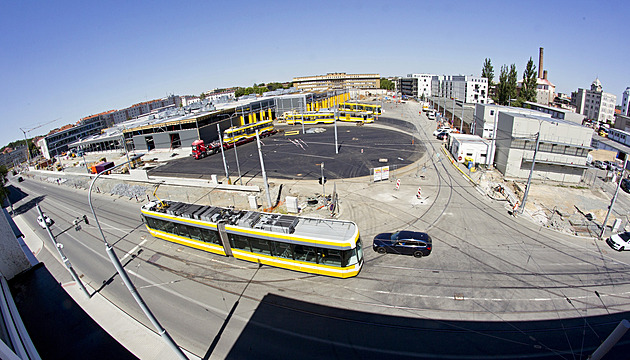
xmin=538 ymin=47 xmax=544 ymax=79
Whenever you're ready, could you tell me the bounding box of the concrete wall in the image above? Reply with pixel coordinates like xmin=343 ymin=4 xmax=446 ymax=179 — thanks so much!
xmin=0 ymin=210 xmax=31 ymax=279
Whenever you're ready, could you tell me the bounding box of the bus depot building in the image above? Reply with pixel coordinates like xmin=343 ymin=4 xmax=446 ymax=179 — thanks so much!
xmin=69 ymin=91 xmax=352 ymax=155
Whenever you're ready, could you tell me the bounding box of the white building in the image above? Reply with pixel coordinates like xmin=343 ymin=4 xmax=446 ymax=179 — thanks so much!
xmin=621 ymin=87 xmax=630 ymax=116
xmin=494 ymin=113 xmax=592 ymax=183
xmin=431 ymin=75 xmax=488 ymax=104
xmin=472 ymin=104 xmax=550 ymax=139
xmin=448 ymin=134 xmax=491 ymax=166
xmin=572 ymin=78 xmax=617 ymax=124
xmin=407 ymin=74 xmax=434 ymax=98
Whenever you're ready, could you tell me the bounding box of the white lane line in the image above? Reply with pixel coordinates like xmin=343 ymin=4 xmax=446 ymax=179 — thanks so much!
xmin=121 ymin=239 xmax=147 ymax=262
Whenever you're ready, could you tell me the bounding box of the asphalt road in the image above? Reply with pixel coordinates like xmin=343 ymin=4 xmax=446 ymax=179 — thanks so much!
xmin=149 ymin=120 xmax=424 ymax=181
xmin=13 ymin=101 xmax=630 ymax=359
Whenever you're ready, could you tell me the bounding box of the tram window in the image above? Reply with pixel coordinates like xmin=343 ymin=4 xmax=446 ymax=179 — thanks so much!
xmin=162 ymin=220 xmax=176 ymax=234
xmin=294 ymin=245 xmax=318 ymax=263
xmin=320 ymin=249 xmax=342 ymax=267
xmin=230 ymin=234 xmax=251 ymax=251
xmin=174 ymin=224 xmax=190 ymax=238
xmin=271 ymin=242 xmax=293 ymax=259
xmin=343 ymin=248 xmax=359 ymax=267
xmin=249 ymin=238 xmax=271 ymax=255
xmin=187 ymin=226 xmax=203 ymax=241
xmin=200 ymin=228 xmax=220 ymax=244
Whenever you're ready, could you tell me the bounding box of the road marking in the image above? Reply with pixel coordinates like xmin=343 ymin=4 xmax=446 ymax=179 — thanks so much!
xmin=121 ymin=239 xmax=147 ymax=262
xmin=284 ymin=130 xmax=299 ymax=136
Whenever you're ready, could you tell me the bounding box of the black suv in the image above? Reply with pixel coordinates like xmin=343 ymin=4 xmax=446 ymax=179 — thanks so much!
xmin=373 ymin=231 xmax=432 ymax=258
xmin=621 ymin=179 xmax=630 ymax=193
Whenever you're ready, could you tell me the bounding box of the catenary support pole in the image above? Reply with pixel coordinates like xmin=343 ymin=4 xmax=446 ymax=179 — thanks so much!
xmin=36 ymin=204 xmax=90 ymax=298
xmin=255 ymin=130 xmax=273 ymax=209
xmin=600 ymin=157 xmax=628 ymax=238
xmin=520 ymin=131 xmax=540 ymax=214
xmin=217 ymin=124 xmax=230 ymax=184
xmin=88 ymin=156 xmax=188 ymax=360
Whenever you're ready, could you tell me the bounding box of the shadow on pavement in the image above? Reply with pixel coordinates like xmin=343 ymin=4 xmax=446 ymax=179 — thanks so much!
xmin=224 ymin=293 xmax=630 ymax=359
xmin=9 ymin=263 xmax=138 ymax=360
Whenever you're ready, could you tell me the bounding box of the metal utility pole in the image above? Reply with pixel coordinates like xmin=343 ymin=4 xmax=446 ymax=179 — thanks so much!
xmin=36 ymin=205 xmax=90 ymax=298
xmin=120 ymin=134 xmax=131 ymax=169
xmin=88 ymin=155 xmax=189 ymax=360
xmin=217 ymin=124 xmax=230 ymax=184
xmin=460 ymin=102 xmax=465 ymax=133
xmin=520 ymin=131 xmax=540 ymax=214
xmin=334 ymin=107 xmax=339 ymax=154
xmin=600 ymin=157 xmax=628 ymax=238
xmin=255 ymin=130 xmax=273 ymax=209
xmin=321 ymin=162 xmax=325 ymax=196
xmin=452 ymin=98 xmax=455 ymax=125
xmin=229 ymin=114 xmax=243 ymax=185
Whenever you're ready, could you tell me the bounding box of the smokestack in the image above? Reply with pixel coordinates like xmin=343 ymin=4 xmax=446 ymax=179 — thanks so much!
xmin=538 ymin=47 xmax=544 ymax=79
xmin=543 ymin=70 xmax=548 ymax=80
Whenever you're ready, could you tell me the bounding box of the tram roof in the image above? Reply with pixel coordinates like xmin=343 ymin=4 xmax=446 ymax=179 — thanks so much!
xmin=143 ymin=201 xmax=359 ymax=248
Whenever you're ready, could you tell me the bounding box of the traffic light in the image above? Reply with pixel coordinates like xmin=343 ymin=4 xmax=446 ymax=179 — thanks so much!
xmin=83 ymin=214 xmax=89 ymax=225
xmin=318 ymin=176 xmax=327 ymax=185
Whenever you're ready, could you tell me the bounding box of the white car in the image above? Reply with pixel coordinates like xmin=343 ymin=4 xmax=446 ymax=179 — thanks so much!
xmin=606 ymin=231 xmax=630 ymax=251
xmin=433 ymin=127 xmax=452 ymax=136
xmin=37 ymin=214 xmax=53 ymax=229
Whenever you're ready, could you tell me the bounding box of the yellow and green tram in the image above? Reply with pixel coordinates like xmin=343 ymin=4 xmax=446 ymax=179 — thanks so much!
xmin=141 ymin=200 xmax=364 ymax=278
xmin=223 ymin=119 xmax=275 ymax=145
xmin=285 ymin=111 xmax=374 ymax=125
xmin=338 ymin=102 xmax=382 ymax=116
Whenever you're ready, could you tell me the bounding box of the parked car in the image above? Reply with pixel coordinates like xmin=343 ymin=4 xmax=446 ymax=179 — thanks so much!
xmin=373 ymin=230 xmax=432 ymax=258
xmin=606 ymin=231 xmax=630 ymax=251
xmin=433 ymin=127 xmax=452 ymax=136
xmin=436 ymin=132 xmax=449 ymax=141
xmin=592 ymin=160 xmax=606 ymax=170
xmin=37 ymin=214 xmax=53 ymax=229
xmin=17 ymin=176 xmax=24 ymax=182
xmin=621 ymin=179 xmax=630 ymax=193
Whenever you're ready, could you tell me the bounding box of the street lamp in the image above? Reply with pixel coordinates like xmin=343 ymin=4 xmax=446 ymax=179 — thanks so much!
xmin=88 ymin=155 xmax=188 ymax=360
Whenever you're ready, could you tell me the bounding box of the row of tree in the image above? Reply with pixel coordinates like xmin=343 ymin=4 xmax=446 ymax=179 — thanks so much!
xmin=232 ymin=82 xmax=292 ymax=98
xmin=481 ymin=57 xmax=538 ymax=107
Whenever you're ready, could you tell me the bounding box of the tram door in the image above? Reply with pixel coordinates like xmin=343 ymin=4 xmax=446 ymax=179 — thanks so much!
xmin=217 ymin=222 xmax=232 ymax=257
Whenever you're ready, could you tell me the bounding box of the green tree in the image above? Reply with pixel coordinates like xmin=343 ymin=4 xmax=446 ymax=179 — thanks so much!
xmin=506 ymin=64 xmax=518 ymax=105
xmin=481 ymin=58 xmax=494 ymax=87
xmin=200 ymin=92 xmax=206 ymax=100
xmin=520 ymin=57 xmax=538 ymax=103
xmin=496 ymin=65 xmax=509 ymax=105
xmin=380 ymin=78 xmax=394 ymax=90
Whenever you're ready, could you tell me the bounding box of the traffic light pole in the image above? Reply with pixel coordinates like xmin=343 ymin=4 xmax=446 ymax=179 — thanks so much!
xmin=36 ymin=204 xmax=90 ymax=298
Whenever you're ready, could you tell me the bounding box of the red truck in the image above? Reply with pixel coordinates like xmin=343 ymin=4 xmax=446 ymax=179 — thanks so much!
xmin=191 ymin=139 xmax=221 ymax=160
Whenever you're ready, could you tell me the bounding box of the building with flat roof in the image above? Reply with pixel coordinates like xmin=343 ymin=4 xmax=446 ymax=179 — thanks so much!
xmin=292 ymin=73 xmax=379 ymax=92
xmin=494 ymin=113 xmax=592 ymax=183
xmin=431 ymin=75 xmax=488 ymax=104
xmin=523 ymin=101 xmax=585 ymax=125
xmin=572 ymin=78 xmax=617 ymax=124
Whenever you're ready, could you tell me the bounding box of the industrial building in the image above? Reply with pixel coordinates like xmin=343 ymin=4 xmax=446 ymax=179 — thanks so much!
xmin=292 ymin=73 xmax=379 ymax=92
xmin=69 ymin=91 xmax=349 ymax=155
xmin=494 ymin=113 xmax=592 ymax=184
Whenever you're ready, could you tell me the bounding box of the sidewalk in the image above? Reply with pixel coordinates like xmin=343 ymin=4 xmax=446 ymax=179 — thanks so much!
xmin=14 ymin=215 xmax=201 ymax=360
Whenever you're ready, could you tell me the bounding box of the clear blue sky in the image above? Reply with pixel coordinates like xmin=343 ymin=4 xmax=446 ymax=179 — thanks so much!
xmin=1 ymin=0 xmax=629 ymax=148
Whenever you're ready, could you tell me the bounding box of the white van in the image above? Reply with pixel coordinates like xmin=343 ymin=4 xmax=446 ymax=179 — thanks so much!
xmin=606 ymin=231 xmax=630 ymax=251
